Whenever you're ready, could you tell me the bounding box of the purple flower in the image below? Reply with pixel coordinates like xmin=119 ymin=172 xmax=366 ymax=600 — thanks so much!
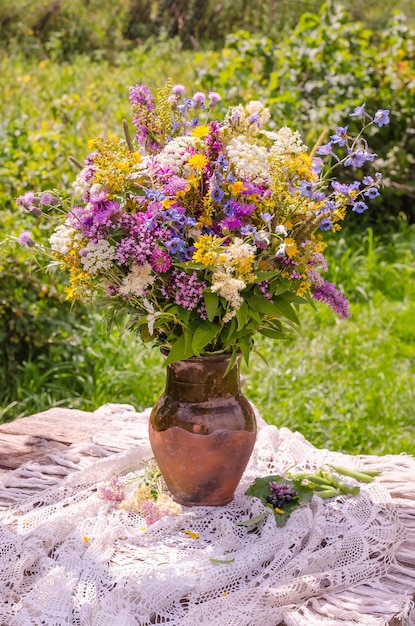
xmin=352 ymin=201 xmax=369 ymax=213
xmin=211 ymin=186 xmax=225 ymax=202
xmin=40 ymin=192 xmax=58 ymax=206
xmin=350 ymin=103 xmax=369 ymax=118
xmin=344 ymin=149 xmax=376 ymax=168
xmin=312 ymin=281 xmax=351 ymax=318
xmin=98 ymin=476 xmax=125 ymax=503
xmin=18 ymin=231 xmax=35 ymax=247
xmin=150 ymin=249 xmax=172 ymax=273
xmin=364 ymin=187 xmax=380 ymax=199
xmin=192 ymin=92 xmax=206 ymax=106
xmin=129 ymin=84 xmax=154 ymax=109
xmin=165 ymin=237 xmax=186 ymax=255
xmin=171 ymin=84 xmax=185 ymax=96
xmin=319 ymin=218 xmax=333 ymax=231
xmin=330 ymin=126 xmax=348 ymax=146
xmin=317 ymin=142 xmax=335 ymax=157
xmin=208 ymin=91 xmax=221 ymax=104
xmin=374 ymin=109 xmax=390 ymax=127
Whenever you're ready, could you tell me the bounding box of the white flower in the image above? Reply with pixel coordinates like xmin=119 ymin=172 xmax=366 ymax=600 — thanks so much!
xmin=245 ymin=100 xmax=270 ymax=126
xmin=49 ymin=223 xmax=77 ymax=255
xmin=226 ymin=136 xmax=271 ymax=184
xmin=211 ymin=269 xmax=246 ymax=312
xmin=80 ymin=240 xmax=116 ymax=276
xmin=154 ymin=136 xmax=198 ymax=175
xmin=119 ymin=263 xmax=154 ymax=297
xmin=275 ymin=224 xmax=289 ymax=237
xmin=269 ymin=127 xmax=307 ymax=157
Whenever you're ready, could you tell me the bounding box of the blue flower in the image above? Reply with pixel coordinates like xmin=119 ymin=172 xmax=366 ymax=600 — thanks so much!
xmin=261 ymin=212 xmax=273 ymax=223
xmin=217 ymin=155 xmax=228 ymax=170
xmin=350 ymin=103 xmax=368 ymax=118
xmin=190 ymin=118 xmax=200 ymax=128
xmin=226 ymin=172 xmax=236 ymax=184
xmin=166 ymin=237 xmax=186 ymax=254
xmin=330 ymin=126 xmax=348 ymax=146
xmin=352 ymin=201 xmax=369 ymax=213
xmin=299 ymin=180 xmax=315 ymax=198
xmin=211 ymin=186 xmax=225 ymax=202
xmin=317 ymin=142 xmax=335 ymax=156
xmin=241 ymin=225 xmax=257 ymax=235
xmin=374 ymin=109 xmax=390 ymax=127
xmin=344 ymin=149 xmax=376 ymax=168
xmin=319 ymin=218 xmax=333 ymax=231
xmin=364 ymin=187 xmax=380 ymax=199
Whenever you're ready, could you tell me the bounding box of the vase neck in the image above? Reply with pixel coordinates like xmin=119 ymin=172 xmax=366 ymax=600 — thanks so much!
xmin=165 ymin=355 xmax=241 ymax=402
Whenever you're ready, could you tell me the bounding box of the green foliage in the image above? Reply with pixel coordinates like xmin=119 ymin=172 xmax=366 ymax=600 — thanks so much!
xmin=196 ymin=4 xmax=415 ymax=223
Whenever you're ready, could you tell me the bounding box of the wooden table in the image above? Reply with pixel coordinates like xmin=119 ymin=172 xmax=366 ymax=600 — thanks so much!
xmin=0 ymin=408 xmax=413 ymax=625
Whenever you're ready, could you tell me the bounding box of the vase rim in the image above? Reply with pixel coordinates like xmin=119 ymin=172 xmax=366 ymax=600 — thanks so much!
xmin=161 ymin=350 xmax=241 ymax=363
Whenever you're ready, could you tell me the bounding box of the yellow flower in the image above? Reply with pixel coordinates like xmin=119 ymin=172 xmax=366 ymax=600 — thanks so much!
xmin=193 ymin=234 xmax=224 ymax=266
xmin=191 ymin=125 xmax=210 ymax=138
xmin=228 ymin=181 xmax=244 ymax=195
xmin=297 ymin=281 xmax=311 ymax=296
xmin=183 ymin=530 xmax=199 ymax=539
xmin=285 ymin=238 xmax=298 ymax=258
xmin=83 ymin=536 xmax=89 ymax=543
xmin=187 ymin=153 xmax=208 ymax=170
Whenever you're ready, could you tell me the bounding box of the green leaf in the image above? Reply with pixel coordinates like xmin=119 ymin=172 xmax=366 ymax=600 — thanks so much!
xmin=209 ymin=557 xmax=236 ymax=564
xmin=238 ymin=335 xmax=251 ymax=366
xmin=236 ymin=512 xmax=268 ymax=526
xmin=164 ymin=331 xmax=194 ymax=365
xmin=192 ymin=320 xmax=221 ymax=353
xmin=259 ymin=328 xmax=286 ymax=340
xmin=203 ymin=290 xmax=219 ymax=322
xmin=236 ymin=300 xmax=249 ymax=331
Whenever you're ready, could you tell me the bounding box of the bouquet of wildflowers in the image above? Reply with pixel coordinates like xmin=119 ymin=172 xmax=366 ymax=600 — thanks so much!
xmin=17 ymin=82 xmax=389 ymax=366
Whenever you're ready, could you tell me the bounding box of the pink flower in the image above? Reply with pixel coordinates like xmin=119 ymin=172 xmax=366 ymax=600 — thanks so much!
xmin=150 ymin=249 xmax=172 ymax=273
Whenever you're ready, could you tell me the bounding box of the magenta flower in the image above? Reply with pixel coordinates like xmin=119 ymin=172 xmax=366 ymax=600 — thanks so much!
xmin=150 ymin=249 xmax=172 ymax=273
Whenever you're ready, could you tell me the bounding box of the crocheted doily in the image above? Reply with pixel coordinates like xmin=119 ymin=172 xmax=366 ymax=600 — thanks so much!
xmin=1 ymin=404 xmax=414 ymax=626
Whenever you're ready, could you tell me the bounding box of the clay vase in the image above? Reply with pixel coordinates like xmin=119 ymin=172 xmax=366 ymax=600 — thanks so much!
xmin=149 ymin=354 xmax=257 ymax=506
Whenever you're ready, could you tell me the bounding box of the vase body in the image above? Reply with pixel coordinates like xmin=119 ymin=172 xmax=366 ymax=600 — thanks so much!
xmin=149 ymin=354 xmax=257 ymax=506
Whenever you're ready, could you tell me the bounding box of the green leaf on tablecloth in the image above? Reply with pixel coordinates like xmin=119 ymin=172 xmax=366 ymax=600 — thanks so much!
xmin=245 ymin=475 xmax=314 ymax=528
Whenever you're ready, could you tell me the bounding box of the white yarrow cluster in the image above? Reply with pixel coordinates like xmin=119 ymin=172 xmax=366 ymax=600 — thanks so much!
xmin=211 ymin=270 xmax=246 ymax=322
xmin=225 ymin=238 xmax=256 ymax=269
xmin=269 ymin=127 xmax=308 ymax=156
xmin=80 ymin=240 xmax=116 ymax=276
xmin=119 ymin=263 xmax=155 ymax=297
xmin=245 ymin=100 xmax=271 ymax=126
xmin=155 ymin=136 xmax=198 ymax=174
xmin=49 ymin=223 xmax=78 ymax=255
xmin=226 ymin=136 xmax=271 ymax=185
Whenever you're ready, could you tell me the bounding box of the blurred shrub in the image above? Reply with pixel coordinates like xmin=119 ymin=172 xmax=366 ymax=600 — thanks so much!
xmin=196 ymin=4 xmax=415 ymax=223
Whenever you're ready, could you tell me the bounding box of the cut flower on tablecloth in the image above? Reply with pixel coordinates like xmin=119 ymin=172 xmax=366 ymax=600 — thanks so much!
xmin=17 ymin=82 xmax=389 ymax=365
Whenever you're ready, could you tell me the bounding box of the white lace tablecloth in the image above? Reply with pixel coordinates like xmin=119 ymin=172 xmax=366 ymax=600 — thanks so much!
xmin=1 ymin=404 xmax=414 ymax=626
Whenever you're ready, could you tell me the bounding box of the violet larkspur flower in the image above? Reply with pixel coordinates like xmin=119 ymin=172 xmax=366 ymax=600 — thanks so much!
xmin=350 ymin=103 xmax=369 ymax=118
xmin=211 ymin=186 xmax=225 ymax=202
xmin=373 ymin=109 xmax=390 ymax=127
xmin=319 ymin=218 xmax=333 ymax=231
xmin=330 ymin=126 xmax=348 ymax=146
xmin=317 ymin=142 xmax=335 ymax=157
xmin=165 ymin=237 xmax=186 ymax=255
xmin=352 ymin=201 xmax=369 ymax=213
xmin=344 ymin=149 xmax=376 ymax=168
xmin=364 ymin=187 xmax=380 ymax=199
xmin=312 ymin=280 xmax=351 ymax=319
